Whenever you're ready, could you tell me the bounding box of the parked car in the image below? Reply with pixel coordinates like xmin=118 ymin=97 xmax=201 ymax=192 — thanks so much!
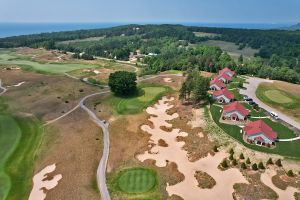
xmin=269 ymin=111 xmax=279 ymax=120
xmin=245 ymin=98 xmax=253 ymax=102
xmin=249 ymin=101 xmax=256 ymax=105
xmin=243 ymin=95 xmax=249 ymax=100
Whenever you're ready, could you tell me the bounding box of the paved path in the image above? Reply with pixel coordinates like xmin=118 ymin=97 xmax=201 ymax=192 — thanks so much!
xmin=0 ymin=79 xmax=7 ymax=96
xmin=79 ymin=91 xmax=111 ymax=200
xmin=240 ymin=76 xmax=300 ymax=139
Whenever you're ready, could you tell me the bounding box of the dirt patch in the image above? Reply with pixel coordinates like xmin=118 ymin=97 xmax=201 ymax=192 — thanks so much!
xmin=272 ymin=170 xmax=300 ymax=190
xmin=141 ymin=76 xmax=184 ymax=91
xmin=158 ymin=139 xmax=168 ymax=147
xmin=194 ymin=171 xmax=216 ymax=189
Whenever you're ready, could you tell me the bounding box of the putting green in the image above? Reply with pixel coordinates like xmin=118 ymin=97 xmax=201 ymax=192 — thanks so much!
xmin=117 ymin=168 xmax=157 ymax=194
xmin=264 ymin=90 xmax=293 ymax=104
xmin=113 ymin=86 xmax=168 ymax=114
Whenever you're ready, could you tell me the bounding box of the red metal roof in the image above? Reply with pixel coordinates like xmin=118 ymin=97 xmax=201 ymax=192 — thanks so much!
xmin=223 ymin=101 xmax=250 ymax=116
xmin=210 ymin=78 xmax=226 ymax=88
xmin=219 ymin=67 xmax=235 ymax=76
xmin=218 ymin=72 xmax=233 ymax=81
xmin=213 ymin=88 xmax=234 ymax=99
xmin=244 ymin=120 xmax=278 ymax=140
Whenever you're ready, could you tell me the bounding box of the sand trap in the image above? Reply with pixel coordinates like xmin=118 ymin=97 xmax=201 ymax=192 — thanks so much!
xmin=163 ymin=78 xmax=172 ymax=83
xmin=28 ymin=164 xmax=62 ymax=200
xmin=261 ymin=168 xmax=299 ymax=200
xmin=188 ymin=108 xmax=206 ymax=128
xmin=137 ymin=97 xmax=248 ymax=200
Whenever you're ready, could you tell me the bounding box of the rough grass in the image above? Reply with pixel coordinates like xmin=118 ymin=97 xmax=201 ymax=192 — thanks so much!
xmin=0 ymin=99 xmax=43 ymax=200
xmin=109 ymin=85 xmax=170 ymax=115
xmin=117 ymin=168 xmax=157 ymax=194
xmin=256 ymin=82 xmax=300 ymax=123
xmin=210 ymin=104 xmax=300 ymax=159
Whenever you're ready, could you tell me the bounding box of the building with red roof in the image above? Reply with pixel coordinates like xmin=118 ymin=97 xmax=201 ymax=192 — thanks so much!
xmin=219 ymin=67 xmax=235 ymax=77
xmin=243 ymin=120 xmax=278 ymax=146
xmin=217 ymin=72 xmax=233 ymax=83
xmin=222 ymin=101 xmax=250 ymax=121
xmin=210 ymin=78 xmax=226 ymax=91
xmin=213 ymin=88 xmax=234 ymax=103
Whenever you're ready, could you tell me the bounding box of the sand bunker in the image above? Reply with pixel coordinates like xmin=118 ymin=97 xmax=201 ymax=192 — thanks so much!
xmin=28 ymin=164 xmax=62 ymax=200
xmin=261 ymin=169 xmax=299 ymax=200
xmin=137 ymin=97 xmax=248 ymax=200
xmin=163 ymin=78 xmax=172 ymax=83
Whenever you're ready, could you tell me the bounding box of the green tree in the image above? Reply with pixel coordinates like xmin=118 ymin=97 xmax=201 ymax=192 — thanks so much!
xmin=267 ymin=158 xmax=273 ymax=165
xmin=108 ymin=71 xmax=137 ymax=96
xmin=238 ymin=54 xmax=244 ymax=63
xmin=239 ymin=153 xmax=245 ymax=160
xmin=232 ymin=159 xmax=238 ymax=166
xmin=241 ymin=162 xmax=247 ymax=169
xmin=246 ymin=158 xmax=251 ymax=164
xmin=275 ymin=159 xmax=282 ymax=167
xmin=258 ymin=162 xmax=265 ymax=170
xmin=287 ymin=170 xmax=294 ymax=177
xmin=252 ymin=163 xmax=258 ymax=171
xmin=192 ymin=76 xmax=209 ymax=103
xmin=179 ymin=82 xmax=188 ymax=100
xmin=229 ymin=148 xmax=234 ymax=155
xmin=213 ymin=145 xmax=218 ymax=152
xmin=229 ymin=154 xmax=234 ymax=161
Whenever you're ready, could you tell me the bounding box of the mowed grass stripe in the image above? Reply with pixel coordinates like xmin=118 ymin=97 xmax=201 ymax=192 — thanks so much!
xmin=0 ymin=115 xmax=22 ymax=200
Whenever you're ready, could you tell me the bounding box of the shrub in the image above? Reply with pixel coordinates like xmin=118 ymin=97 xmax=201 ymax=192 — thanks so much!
xmin=252 ymin=163 xmax=258 ymax=171
xmin=258 ymin=162 xmax=265 ymax=170
xmin=213 ymin=145 xmax=218 ymax=152
xmin=275 ymin=159 xmax=282 ymax=167
xmin=287 ymin=170 xmax=294 ymax=177
xmin=241 ymin=162 xmax=247 ymax=169
xmin=221 ymin=159 xmax=228 ymax=168
xmin=246 ymin=158 xmax=251 ymax=164
xmin=239 ymin=153 xmax=245 ymax=160
xmin=229 ymin=148 xmax=234 ymax=155
xmin=229 ymin=154 xmax=234 ymax=161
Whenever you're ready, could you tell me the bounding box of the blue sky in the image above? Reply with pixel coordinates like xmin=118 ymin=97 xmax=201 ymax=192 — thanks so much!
xmin=0 ymin=0 xmax=300 ymax=23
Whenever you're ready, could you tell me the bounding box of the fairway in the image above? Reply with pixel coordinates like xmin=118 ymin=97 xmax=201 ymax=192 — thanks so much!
xmin=0 ymin=99 xmax=43 ymax=200
xmin=117 ymin=168 xmax=157 ymax=194
xmin=0 ymin=51 xmax=98 ymax=74
xmin=264 ymin=90 xmax=293 ymax=104
xmin=111 ymin=86 xmax=168 ymax=114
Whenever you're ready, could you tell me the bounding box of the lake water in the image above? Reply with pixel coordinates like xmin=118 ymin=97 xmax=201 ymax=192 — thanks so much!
xmin=0 ymin=22 xmax=292 ymax=38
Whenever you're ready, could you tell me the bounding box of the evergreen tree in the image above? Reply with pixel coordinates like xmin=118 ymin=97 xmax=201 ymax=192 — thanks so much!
xmin=213 ymin=145 xmax=218 ymax=152
xmin=252 ymin=163 xmax=258 ymax=171
xmin=241 ymin=162 xmax=247 ymax=169
xmin=267 ymin=158 xmax=273 ymax=165
xmin=246 ymin=158 xmax=251 ymax=164
xmin=229 ymin=148 xmax=234 ymax=155
xmin=258 ymin=162 xmax=265 ymax=170
xmin=232 ymin=159 xmax=238 ymax=166
xmin=221 ymin=159 xmax=228 ymax=168
xmin=287 ymin=170 xmax=294 ymax=177
xmin=275 ymin=159 xmax=282 ymax=167
xmin=239 ymin=153 xmax=245 ymax=160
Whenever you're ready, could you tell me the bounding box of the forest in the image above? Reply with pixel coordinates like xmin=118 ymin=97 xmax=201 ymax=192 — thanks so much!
xmin=0 ymin=24 xmax=300 ymax=83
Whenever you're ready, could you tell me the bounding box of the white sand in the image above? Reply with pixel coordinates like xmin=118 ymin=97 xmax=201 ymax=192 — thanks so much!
xmin=260 ymin=168 xmax=299 ymax=200
xmin=137 ymin=97 xmax=248 ymax=200
xmin=28 ymin=164 xmax=62 ymax=200
xmin=163 ymin=78 xmax=172 ymax=83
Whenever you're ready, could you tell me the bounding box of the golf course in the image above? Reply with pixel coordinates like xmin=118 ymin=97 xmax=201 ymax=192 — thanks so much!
xmin=0 ymin=99 xmax=43 ymax=200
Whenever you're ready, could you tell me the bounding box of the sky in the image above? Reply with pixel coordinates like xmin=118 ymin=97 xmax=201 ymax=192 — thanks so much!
xmin=0 ymin=0 xmax=300 ymax=24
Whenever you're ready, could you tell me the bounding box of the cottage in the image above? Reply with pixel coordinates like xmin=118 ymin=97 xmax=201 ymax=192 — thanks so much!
xmin=219 ymin=67 xmax=235 ymax=77
xmin=243 ymin=120 xmax=278 ymax=146
xmin=217 ymin=72 xmax=233 ymax=83
xmin=210 ymin=78 xmax=226 ymax=91
xmin=223 ymin=101 xmax=249 ymax=121
xmin=212 ymin=88 xmax=234 ymax=103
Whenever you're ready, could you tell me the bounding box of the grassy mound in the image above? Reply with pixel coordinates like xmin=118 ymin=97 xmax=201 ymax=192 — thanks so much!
xmin=110 ymin=85 xmax=170 ymax=115
xmin=117 ymin=168 xmax=157 ymax=194
xmin=0 ymin=99 xmax=43 ymax=200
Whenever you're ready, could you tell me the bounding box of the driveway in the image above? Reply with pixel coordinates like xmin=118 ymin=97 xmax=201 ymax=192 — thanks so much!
xmin=240 ymin=76 xmax=300 ymax=131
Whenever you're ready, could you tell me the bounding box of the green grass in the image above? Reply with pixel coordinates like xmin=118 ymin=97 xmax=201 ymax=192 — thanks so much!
xmin=0 ymin=99 xmax=43 ymax=200
xmin=210 ymin=104 xmax=300 ymax=159
xmin=256 ymin=84 xmax=300 ymax=109
xmin=109 ymin=85 xmax=170 ymax=115
xmin=117 ymin=168 xmax=157 ymax=194
xmin=160 ymin=70 xmax=182 ymax=74
xmin=0 ymin=51 xmax=98 ymax=74
xmin=231 ymin=89 xmax=243 ymax=101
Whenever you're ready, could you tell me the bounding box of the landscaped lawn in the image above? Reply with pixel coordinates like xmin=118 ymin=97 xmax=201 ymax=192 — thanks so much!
xmin=109 ymin=85 xmax=170 ymax=115
xmin=210 ymin=104 xmax=300 ymax=159
xmin=117 ymin=168 xmax=157 ymax=194
xmin=0 ymin=99 xmax=43 ymax=200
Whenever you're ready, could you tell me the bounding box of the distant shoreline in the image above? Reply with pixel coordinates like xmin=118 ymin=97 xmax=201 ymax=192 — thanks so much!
xmin=0 ymin=22 xmax=295 ymax=38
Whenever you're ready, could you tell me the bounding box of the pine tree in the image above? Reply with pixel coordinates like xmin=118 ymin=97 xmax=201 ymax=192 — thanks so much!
xmin=252 ymin=163 xmax=258 ymax=171
xmin=241 ymin=162 xmax=247 ymax=169
xmin=213 ymin=145 xmax=218 ymax=152
xmin=258 ymin=162 xmax=265 ymax=170
xmin=287 ymin=170 xmax=294 ymax=177
xmin=221 ymin=159 xmax=228 ymax=168
xmin=229 ymin=154 xmax=234 ymax=161
xmin=239 ymin=153 xmax=245 ymax=160
xmin=275 ymin=159 xmax=282 ymax=167
xmin=246 ymin=158 xmax=251 ymax=164
xmin=267 ymin=158 xmax=273 ymax=165
xmin=232 ymin=159 xmax=238 ymax=166
xmin=229 ymin=148 xmax=234 ymax=155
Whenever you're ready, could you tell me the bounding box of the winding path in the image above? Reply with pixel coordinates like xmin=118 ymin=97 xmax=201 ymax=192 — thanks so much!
xmin=0 ymin=79 xmax=7 ymax=96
